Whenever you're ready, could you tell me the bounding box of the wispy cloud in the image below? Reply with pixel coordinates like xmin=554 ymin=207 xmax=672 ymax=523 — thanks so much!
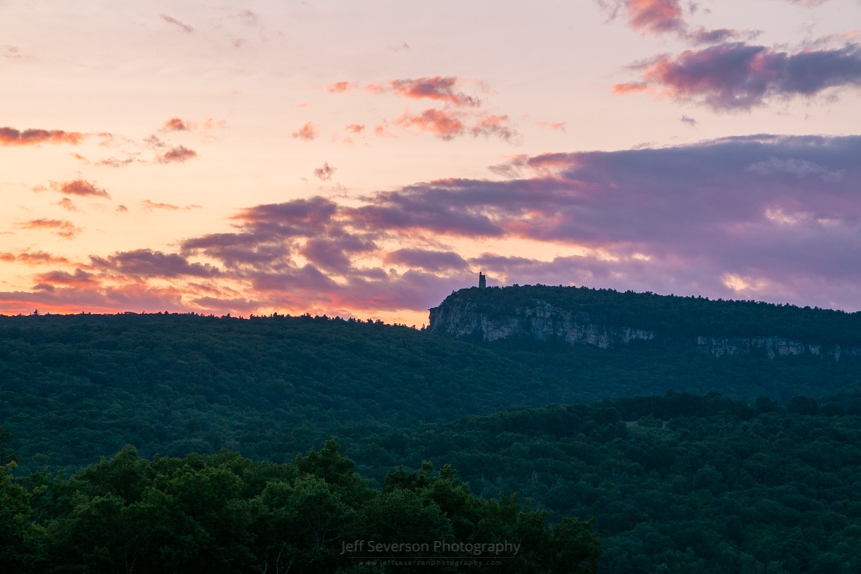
xmin=292 ymin=122 xmax=318 ymax=141
xmin=18 ymin=219 xmax=81 ymax=239
xmin=0 ymin=127 xmax=86 ymax=146
xmin=160 ymin=14 xmax=193 ymax=33
xmin=141 ymin=200 xmax=202 ymax=211
xmin=0 ymin=250 xmax=70 ymax=265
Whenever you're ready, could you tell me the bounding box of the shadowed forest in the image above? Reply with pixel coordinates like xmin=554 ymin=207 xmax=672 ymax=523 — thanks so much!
xmin=2 ymin=286 xmax=861 ymax=572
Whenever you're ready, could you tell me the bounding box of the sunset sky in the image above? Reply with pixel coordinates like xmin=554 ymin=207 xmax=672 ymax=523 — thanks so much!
xmin=2 ymin=0 xmax=861 ymax=325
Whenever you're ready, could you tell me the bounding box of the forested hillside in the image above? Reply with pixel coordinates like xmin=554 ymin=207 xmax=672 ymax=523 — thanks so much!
xmin=344 ymin=392 xmax=861 ymax=574
xmin=0 ymin=312 xmax=551 ymax=473
xmin=3 ymin=286 xmax=861 ymax=474
xmin=3 ymin=287 xmax=861 ymax=573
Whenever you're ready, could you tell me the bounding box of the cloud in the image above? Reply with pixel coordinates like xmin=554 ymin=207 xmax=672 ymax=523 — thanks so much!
xmin=345 ymin=124 xmax=365 ymax=133
xmin=616 ymin=42 xmax=861 ymax=110
xmin=157 ymin=145 xmax=198 ymax=163
xmin=292 ymin=122 xmax=318 ymax=141
xmin=314 ymin=162 xmax=336 ymax=180
xmin=385 ymin=249 xmax=469 ymax=272
xmin=9 ymin=135 xmax=861 ymax=316
xmin=3 ymin=45 xmax=22 ymax=59
xmin=680 ymin=114 xmax=697 ymax=126
xmin=688 ymin=27 xmax=760 ymax=45
xmin=141 ymin=200 xmax=202 ymax=211
xmin=394 ymin=108 xmax=466 ymax=140
xmin=745 ymin=157 xmax=845 ymax=182
xmin=536 ymin=121 xmax=567 ymax=132
xmin=48 ymin=179 xmax=110 ymax=198
xmin=328 ymin=81 xmax=358 ymax=93
xmin=599 ymin=1 xmax=762 ymax=45
xmin=0 ymin=127 xmax=86 ymax=146
xmin=163 ymin=117 xmax=191 ymax=131
xmin=90 ymin=249 xmax=221 ymax=278
xmin=18 ymin=219 xmax=81 ymax=239
xmin=625 ymin=0 xmax=686 ymax=35
xmin=394 ymin=109 xmax=516 ymax=141
xmin=33 ymin=269 xmax=96 ymax=290
xmin=161 ymin=14 xmax=193 ymax=33
xmin=56 ymin=198 xmax=78 ymax=211
xmin=0 ymin=250 xmax=70 ymax=265
xmin=96 ymin=157 xmax=135 ymax=168
xmin=389 ymin=76 xmax=479 ymax=107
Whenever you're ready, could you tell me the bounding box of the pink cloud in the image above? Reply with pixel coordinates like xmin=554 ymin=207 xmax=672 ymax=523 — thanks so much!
xmin=157 ymin=145 xmax=198 ymax=163
xmin=390 ymin=76 xmax=479 ymax=107
xmin=48 ymin=179 xmax=110 ymax=198
xmin=626 ymin=0 xmax=685 ymax=35
xmin=18 ymin=219 xmax=81 ymax=239
xmin=163 ymin=117 xmax=191 ymax=131
xmin=470 ymin=113 xmax=516 ymax=141
xmin=313 ymin=162 xmax=336 ymax=180
xmin=292 ymin=122 xmax=318 ymax=141
xmin=0 ymin=127 xmax=86 ymax=146
xmin=56 ymin=198 xmax=77 ymax=211
xmin=394 ymin=108 xmax=466 ymax=140
xmin=141 ymin=200 xmax=202 ymax=211
xmin=617 ymin=42 xmax=861 ymax=110
xmin=328 ymin=81 xmax=357 ymax=93
xmin=160 ymin=14 xmax=193 ymax=33
xmin=536 ymin=121 xmax=567 ymax=132
xmin=0 ymin=250 xmax=70 ymax=265
xmin=345 ymin=124 xmax=365 ymax=133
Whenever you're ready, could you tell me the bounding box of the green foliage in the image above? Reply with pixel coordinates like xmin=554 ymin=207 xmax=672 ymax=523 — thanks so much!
xmin=347 ymin=392 xmax=861 ymax=573
xmin=8 ymin=443 xmax=599 ymax=573
xmin=3 ymin=304 xmax=860 ymax=474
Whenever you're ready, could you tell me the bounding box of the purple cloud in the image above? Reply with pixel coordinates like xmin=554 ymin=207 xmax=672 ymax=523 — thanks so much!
xmin=6 ymin=135 xmax=861 ymax=316
xmin=616 ymin=42 xmax=861 ymax=110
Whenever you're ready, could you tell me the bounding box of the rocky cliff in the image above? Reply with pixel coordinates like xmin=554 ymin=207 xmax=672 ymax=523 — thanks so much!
xmin=429 ymin=297 xmax=655 ymax=348
xmin=696 ymin=336 xmax=861 ymax=360
xmin=429 ymin=288 xmax=861 ymax=359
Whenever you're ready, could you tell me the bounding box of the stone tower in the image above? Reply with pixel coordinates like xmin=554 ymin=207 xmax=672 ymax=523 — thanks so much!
xmin=478 ymin=272 xmax=486 ymax=289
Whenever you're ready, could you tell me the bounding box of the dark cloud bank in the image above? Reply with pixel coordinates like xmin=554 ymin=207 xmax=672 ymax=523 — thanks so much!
xmin=4 ymin=135 xmax=861 ymax=315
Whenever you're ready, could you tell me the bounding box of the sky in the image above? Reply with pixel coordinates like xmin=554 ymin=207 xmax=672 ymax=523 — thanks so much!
xmin=2 ymin=0 xmax=861 ymax=326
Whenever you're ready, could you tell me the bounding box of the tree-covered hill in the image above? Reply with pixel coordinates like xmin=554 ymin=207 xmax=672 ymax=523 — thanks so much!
xmin=0 ymin=312 xmax=560 ymax=473
xmin=344 ymin=392 xmax=861 ymax=574
xmin=3 ymin=297 xmax=861 ymax=474
xmin=433 ymin=285 xmax=861 ymax=344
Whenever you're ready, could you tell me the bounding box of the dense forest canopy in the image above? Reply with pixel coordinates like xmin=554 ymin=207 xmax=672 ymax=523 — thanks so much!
xmin=3 ymin=286 xmax=861 ymax=572
xmin=0 ymin=441 xmax=599 ymax=573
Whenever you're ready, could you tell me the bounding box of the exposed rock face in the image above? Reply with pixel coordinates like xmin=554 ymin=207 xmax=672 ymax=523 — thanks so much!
xmin=429 ymin=294 xmax=861 ymax=359
xmin=428 ymin=298 xmax=655 ymax=348
xmin=697 ymin=336 xmax=861 ymax=360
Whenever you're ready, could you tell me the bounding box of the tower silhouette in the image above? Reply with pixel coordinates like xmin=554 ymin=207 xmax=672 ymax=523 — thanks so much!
xmin=478 ymin=272 xmax=486 ymax=289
